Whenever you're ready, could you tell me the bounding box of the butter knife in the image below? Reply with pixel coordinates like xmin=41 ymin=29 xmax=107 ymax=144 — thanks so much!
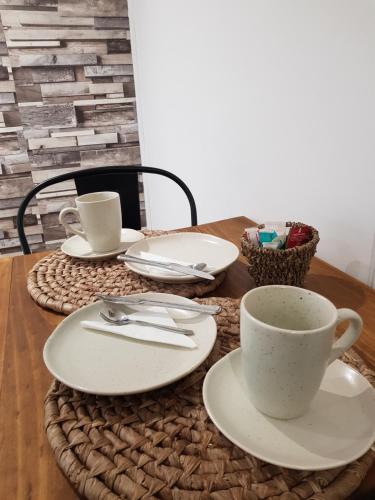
xmin=98 ymin=295 xmax=221 ymax=314
xmin=118 ymin=254 xmax=215 ymax=281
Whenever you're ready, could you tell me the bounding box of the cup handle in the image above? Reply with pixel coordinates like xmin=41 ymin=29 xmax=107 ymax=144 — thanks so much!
xmin=59 ymin=207 xmax=87 ymax=240
xmin=328 ymin=308 xmax=363 ymax=365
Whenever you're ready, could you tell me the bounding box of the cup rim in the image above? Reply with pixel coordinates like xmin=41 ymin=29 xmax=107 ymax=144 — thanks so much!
xmin=76 ymin=191 xmax=119 ymax=204
xmin=241 ymin=285 xmax=338 ymax=334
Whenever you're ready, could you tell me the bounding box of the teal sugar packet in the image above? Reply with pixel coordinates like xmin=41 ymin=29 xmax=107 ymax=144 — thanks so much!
xmin=259 ymin=230 xmax=277 ymax=244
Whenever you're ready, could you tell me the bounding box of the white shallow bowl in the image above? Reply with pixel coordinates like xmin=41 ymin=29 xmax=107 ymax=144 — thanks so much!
xmin=124 ymin=232 xmax=239 ymax=283
xmin=43 ymin=292 xmax=217 ymax=395
xmin=203 ymin=348 xmax=375 ymax=470
xmin=61 ymin=228 xmax=144 ymax=260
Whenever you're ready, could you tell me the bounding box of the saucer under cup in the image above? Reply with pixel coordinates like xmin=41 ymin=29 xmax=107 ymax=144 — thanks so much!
xmin=203 ymin=348 xmax=375 ymax=470
xmin=61 ymin=228 xmax=144 ymax=260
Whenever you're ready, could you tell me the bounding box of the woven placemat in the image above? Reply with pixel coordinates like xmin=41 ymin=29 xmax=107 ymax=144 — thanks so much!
xmin=27 ymin=232 xmax=225 ymax=315
xmin=44 ymin=297 xmax=374 ymax=499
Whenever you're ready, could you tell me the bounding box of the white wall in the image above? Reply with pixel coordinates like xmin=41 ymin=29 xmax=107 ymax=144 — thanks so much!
xmin=129 ymin=0 xmax=375 ymax=286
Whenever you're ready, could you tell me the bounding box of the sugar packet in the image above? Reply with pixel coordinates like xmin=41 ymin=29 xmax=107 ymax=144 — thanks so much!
xmin=244 ymin=227 xmax=259 ymax=246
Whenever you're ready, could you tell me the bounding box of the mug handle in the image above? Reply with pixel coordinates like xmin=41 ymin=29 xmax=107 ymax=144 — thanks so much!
xmin=328 ymin=308 xmax=363 ymax=364
xmin=59 ymin=207 xmax=87 ymax=240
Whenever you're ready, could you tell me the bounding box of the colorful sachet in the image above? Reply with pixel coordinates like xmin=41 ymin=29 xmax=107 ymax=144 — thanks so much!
xmin=258 ymin=230 xmax=277 ymax=244
xmin=244 ymin=227 xmax=259 ymax=246
xmin=243 ymin=223 xmax=311 ymax=250
xmin=285 ymin=225 xmax=312 ymax=249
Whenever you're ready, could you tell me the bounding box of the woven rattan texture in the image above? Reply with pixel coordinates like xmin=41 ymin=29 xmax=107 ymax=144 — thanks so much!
xmin=27 ymin=232 xmax=225 ymax=315
xmin=241 ymin=222 xmax=320 ymax=287
xmin=44 ymin=297 xmax=374 ymax=499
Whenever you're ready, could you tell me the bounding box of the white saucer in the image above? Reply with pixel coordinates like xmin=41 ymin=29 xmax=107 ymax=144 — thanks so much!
xmin=124 ymin=232 xmax=239 ymax=283
xmin=43 ymin=292 xmax=217 ymax=395
xmin=61 ymin=228 xmax=145 ymax=260
xmin=203 ymin=348 xmax=375 ymax=470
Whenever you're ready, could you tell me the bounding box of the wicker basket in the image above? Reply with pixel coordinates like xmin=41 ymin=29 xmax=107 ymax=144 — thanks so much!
xmin=241 ymin=222 xmax=319 ymax=287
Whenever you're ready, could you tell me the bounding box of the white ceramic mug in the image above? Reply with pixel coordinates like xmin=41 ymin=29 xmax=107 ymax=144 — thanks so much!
xmin=240 ymin=285 xmax=362 ymax=419
xmin=59 ymin=192 xmax=122 ymax=253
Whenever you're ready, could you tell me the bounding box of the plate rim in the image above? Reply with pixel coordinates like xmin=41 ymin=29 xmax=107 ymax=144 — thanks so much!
xmin=203 ymin=348 xmax=375 ymax=470
xmin=61 ymin=228 xmax=145 ymax=260
xmin=43 ymin=293 xmax=217 ymax=395
xmin=125 ymin=232 xmax=240 ymax=282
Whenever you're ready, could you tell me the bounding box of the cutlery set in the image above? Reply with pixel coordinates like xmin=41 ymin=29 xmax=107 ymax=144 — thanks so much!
xmin=87 ymin=293 xmax=221 ymax=343
xmin=117 ymin=254 xmax=215 ymax=280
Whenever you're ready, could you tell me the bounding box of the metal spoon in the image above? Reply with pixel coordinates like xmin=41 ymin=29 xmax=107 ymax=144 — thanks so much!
xmin=99 ymin=311 xmax=194 ymax=336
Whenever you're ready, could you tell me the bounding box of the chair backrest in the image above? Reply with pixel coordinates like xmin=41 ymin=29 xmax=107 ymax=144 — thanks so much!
xmin=17 ymin=165 xmax=198 ymax=254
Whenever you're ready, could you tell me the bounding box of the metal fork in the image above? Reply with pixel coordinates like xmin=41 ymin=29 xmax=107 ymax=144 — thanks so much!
xmin=99 ymin=311 xmax=194 ymax=336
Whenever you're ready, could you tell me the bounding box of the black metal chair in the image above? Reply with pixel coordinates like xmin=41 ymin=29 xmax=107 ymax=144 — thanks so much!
xmin=17 ymin=165 xmax=198 ymax=254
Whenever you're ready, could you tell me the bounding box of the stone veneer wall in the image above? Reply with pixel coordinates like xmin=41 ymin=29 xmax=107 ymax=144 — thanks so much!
xmin=0 ymin=0 xmax=142 ymax=255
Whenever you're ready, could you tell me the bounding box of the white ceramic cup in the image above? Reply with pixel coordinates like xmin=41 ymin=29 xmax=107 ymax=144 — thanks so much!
xmin=240 ymin=285 xmax=363 ymax=419
xmin=59 ymin=191 xmax=122 ymax=253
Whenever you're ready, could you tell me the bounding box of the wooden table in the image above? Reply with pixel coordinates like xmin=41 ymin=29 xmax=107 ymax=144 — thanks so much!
xmin=0 ymin=216 xmax=374 ymax=499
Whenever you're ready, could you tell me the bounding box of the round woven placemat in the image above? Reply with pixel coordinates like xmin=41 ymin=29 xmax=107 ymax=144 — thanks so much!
xmin=45 ymin=297 xmax=374 ymax=499
xmin=27 ymin=232 xmax=225 ymax=315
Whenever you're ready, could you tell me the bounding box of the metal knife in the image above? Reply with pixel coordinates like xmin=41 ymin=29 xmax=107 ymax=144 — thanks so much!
xmin=98 ymin=295 xmax=221 ymax=314
xmin=117 ymin=254 xmax=215 ymax=281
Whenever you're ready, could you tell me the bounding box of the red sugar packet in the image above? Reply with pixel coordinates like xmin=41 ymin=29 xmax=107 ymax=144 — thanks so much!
xmin=286 ymin=225 xmax=311 ymax=249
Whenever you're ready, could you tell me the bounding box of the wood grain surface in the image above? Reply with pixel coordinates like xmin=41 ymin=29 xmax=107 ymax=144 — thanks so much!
xmin=0 ymin=217 xmax=373 ymax=499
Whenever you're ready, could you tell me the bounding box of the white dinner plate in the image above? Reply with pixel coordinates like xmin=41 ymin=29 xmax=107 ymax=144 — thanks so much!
xmin=43 ymin=293 xmax=217 ymax=395
xmin=124 ymin=232 xmax=239 ymax=283
xmin=203 ymin=348 xmax=375 ymax=470
xmin=61 ymin=228 xmax=144 ymax=260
